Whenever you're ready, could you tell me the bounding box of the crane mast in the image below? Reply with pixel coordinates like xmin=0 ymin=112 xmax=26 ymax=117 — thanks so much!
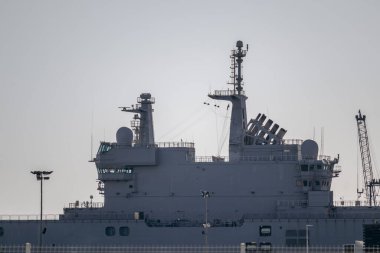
xmin=356 ymin=110 xmax=379 ymax=206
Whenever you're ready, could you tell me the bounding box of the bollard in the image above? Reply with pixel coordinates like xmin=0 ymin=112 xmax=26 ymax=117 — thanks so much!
xmin=25 ymin=243 xmax=31 ymax=253
xmin=240 ymin=243 xmax=246 ymax=253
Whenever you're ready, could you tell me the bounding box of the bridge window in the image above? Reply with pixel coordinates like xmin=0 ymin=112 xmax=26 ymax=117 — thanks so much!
xmin=300 ymin=165 xmax=308 ymax=171
xmin=105 ymin=226 xmax=115 ymax=236
xmin=0 ymin=227 xmax=3 ymax=236
xmin=259 ymin=225 xmax=271 ymax=236
xmin=119 ymin=226 xmax=130 ymax=236
xmin=98 ymin=143 xmax=112 ymax=154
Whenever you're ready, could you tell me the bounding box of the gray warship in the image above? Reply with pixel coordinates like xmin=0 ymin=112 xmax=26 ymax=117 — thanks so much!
xmin=1 ymin=41 xmax=380 ymax=247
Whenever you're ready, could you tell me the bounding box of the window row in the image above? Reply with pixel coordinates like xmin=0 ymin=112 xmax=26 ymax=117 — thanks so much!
xmin=300 ymin=164 xmax=330 ymax=172
xmin=297 ymin=180 xmax=330 ymax=187
xmin=105 ymin=226 xmax=129 ymax=236
xmin=98 ymin=167 xmax=133 ymax=174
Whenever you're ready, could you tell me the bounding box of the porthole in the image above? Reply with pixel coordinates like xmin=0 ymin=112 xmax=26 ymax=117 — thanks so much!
xmin=105 ymin=226 xmax=115 ymax=236
xmin=119 ymin=226 xmax=130 ymax=236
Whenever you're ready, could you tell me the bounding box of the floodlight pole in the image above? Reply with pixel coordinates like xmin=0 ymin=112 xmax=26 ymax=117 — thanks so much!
xmin=306 ymin=224 xmax=313 ymax=253
xmin=201 ymin=191 xmax=210 ymax=248
xmin=40 ymin=175 xmax=42 ymax=248
xmin=31 ymin=171 xmax=53 ymax=251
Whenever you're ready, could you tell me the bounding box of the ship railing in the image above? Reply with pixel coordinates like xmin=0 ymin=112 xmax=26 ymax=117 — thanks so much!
xmin=333 ymin=200 xmax=380 ymax=207
xmin=60 ymin=212 xmax=135 ymax=220
xmin=194 ymin=154 xmax=299 ymax=163
xmin=244 ymin=211 xmax=380 ymax=220
xmin=282 ymin=139 xmax=304 ymax=145
xmin=300 ymin=155 xmax=332 ymax=161
xmin=318 ymin=155 xmax=332 ymax=161
xmin=195 ymin=156 xmax=229 ymax=163
xmin=0 ymin=214 xmax=59 ymax=221
xmin=1 ymin=245 xmax=379 ymax=253
xmin=155 ymin=142 xmax=195 ymax=148
xmin=194 ymin=154 xmax=333 ymax=163
xmin=210 ymin=89 xmax=245 ymax=96
xmin=66 ymin=202 xmax=104 ymax=209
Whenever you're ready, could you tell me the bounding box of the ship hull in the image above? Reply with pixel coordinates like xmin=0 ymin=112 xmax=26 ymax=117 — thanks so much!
xmin=0 ymin=218 xmax=374 ymax=246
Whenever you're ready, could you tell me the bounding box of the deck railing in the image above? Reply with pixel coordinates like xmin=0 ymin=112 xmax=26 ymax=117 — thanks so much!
xmin=155 ymin=142 xmax=195 ymax=148
xmin=0 ymin=244 xmax=373 ymax=253
xmin=333 ymin=199 xmax=380 ymax=207
xmin=194 ymin=154 xmax=298 ymax=163
xmin=66 ymin=201 xmax=104 ymax=209
xmin=282 ymin=139 xmax=304 ymax=145
xmin=0 ymin=214 xmax=59 ymax=221
xmin=210 ymin=89 xmax=245 ymax=96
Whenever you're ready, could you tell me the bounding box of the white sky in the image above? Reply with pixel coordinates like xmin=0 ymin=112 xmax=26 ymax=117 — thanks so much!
xmin=0 ymin=0 xmax=380 ymax=215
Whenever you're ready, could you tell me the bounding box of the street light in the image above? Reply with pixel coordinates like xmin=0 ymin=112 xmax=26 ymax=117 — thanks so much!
xmin=306 ymin=224 xmax=313 ymax=253
xmin=31 ymin=170 xmax=53 ymax=249
xmin=201 ymin=190 xmax=210 ymax=247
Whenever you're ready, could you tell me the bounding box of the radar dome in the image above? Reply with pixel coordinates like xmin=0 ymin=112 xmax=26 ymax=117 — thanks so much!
xmin=116 ymin=127 xmax=133 ymax=146
xmin=301 ymin=139 xmax=319 ymax=160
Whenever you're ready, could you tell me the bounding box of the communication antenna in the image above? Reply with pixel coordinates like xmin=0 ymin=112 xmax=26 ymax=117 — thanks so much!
xmin=320 ymin=127 xmax=324 ymax=156
xmin=90 ymin=110 xmax=94 ymax=160
xmin=227 ymin=41 xmax=247 ymax=94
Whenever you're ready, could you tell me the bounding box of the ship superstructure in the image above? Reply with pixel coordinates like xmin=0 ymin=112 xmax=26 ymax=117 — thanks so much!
xmin=1 ymin=41 xmax=380 ymax=247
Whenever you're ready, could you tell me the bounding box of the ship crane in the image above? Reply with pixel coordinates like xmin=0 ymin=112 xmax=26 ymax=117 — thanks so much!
xmin=356 ymin=110 xmax=380 ymax=206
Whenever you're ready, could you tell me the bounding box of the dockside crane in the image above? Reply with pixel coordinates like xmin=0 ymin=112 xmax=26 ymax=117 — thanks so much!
xmin=356 ymin=110 xmax=380 ymax=206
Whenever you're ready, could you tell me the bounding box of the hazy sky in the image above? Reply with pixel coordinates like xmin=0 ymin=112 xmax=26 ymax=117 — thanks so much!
xmin=1 ymin=0 xmax=380 ymax=215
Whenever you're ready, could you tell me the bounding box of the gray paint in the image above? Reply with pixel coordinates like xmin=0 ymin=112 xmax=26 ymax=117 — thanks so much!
xmin=1 ymin=41 xmax=380 ymax=246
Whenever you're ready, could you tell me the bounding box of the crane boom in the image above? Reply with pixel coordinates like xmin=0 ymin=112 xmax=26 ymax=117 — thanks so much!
xmin=355 ymin=110 xmax=378 ymax=206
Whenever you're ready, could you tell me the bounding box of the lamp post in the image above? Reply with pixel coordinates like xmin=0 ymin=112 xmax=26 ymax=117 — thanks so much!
xmin=31 ymin=171 xmax=53 ymax=250
xmin=306 ymin=224 xmax=313 ymax=253
xmin=201 ymin=190 xmax=210 ymax=247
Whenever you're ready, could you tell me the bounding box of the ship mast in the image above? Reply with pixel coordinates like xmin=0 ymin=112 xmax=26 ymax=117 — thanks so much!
xmin=209 ymin=41 xmax=248 ymax=160
xmin=234 ymin=41 xmax=245 ymax=95
xmin=120 ymin=93 xmax=155 ymax=147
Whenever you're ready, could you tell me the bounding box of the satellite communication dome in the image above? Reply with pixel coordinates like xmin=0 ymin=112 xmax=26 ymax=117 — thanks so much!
xmin=301 ymin=139 xmax=319 ymax=160
xmin=116 ymin=127 xmax=133 ymax=146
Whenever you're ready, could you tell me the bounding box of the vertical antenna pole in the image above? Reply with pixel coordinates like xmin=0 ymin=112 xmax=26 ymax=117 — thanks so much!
xmin=40 ymin=177 xmax=43 ymax=250
xmin=233 ymin=41 xmax=247 ymax=95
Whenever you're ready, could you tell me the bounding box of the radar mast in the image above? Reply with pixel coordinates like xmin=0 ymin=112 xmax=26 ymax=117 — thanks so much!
xmin=209 ymin=41 xmax=248 ymax=160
